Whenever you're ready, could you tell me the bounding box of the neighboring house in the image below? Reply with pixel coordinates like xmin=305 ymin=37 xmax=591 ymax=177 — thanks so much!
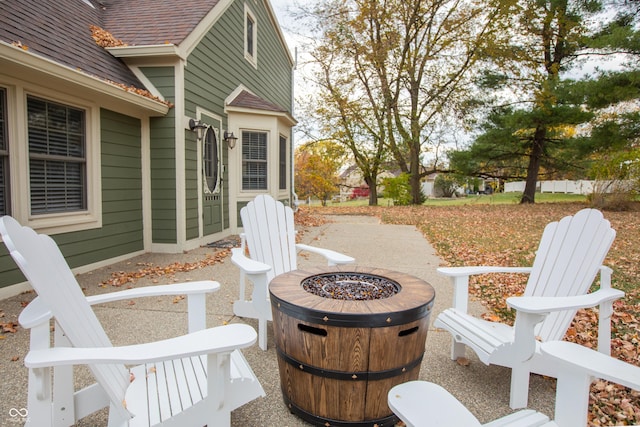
xmin=0 ymin=0 xmax=296 ymax=296
xmin=337 ymin=164 xmax=399 ymax=201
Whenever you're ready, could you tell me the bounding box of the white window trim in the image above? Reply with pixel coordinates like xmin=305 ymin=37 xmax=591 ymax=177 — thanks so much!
xmin=244 ymin=4 xmax=258 ymax=69
xmin=5 ymin=82 xmax=102 ymax=235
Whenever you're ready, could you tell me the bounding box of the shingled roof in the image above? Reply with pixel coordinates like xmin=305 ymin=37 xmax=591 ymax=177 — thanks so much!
xmin=101 ymin=0 xmax=220 ymax=46
xmin=228 ymin=90 xmax=289 ymax=113
xmin=0 ymin=0 xmax=218 ymax=90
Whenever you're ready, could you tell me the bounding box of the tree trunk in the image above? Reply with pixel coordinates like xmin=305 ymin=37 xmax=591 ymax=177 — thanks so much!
xmin=520 ymin=127 xmax=546 ymax=204
xmin=364 ymin=176 xmax=378 ymax=206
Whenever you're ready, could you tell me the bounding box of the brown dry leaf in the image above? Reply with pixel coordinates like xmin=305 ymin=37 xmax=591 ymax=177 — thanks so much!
xmin=481 ymin=313 xmax=501 ymax=322
xmin=1 ymin=322 xmax=18 ymax=333
xmin=172 ymin=296 xmax=185 ymax=304
xmin=101 ymin=251 xmax=229 ymax=287
xmin=10 ymin=356 xmax=19 ymax=362
xmin=89 ymin=25 xmax=127 ymax=48
xmin=129 ymin=372 xmax=135 ymax=383
xmin=456 ymin=357 xmax=470 ymax=367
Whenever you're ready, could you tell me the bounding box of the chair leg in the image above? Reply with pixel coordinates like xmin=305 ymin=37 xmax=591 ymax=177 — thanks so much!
xmin=451 ymin=341 xmax=466 ymax=361
xmin=509 ymin=364 xmax=530 ymax=409
xmin=258 ymin=317 xmax=267 ymax=351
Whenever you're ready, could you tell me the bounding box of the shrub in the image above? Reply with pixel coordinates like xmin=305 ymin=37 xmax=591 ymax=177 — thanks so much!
xmin=381 ymin=173 xmax=412 ymax=205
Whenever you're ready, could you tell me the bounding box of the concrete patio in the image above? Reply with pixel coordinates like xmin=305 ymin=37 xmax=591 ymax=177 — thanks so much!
xmin=0 ymin=215 xmax=556 ymax=426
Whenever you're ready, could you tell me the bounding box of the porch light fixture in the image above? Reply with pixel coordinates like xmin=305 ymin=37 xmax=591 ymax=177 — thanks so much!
xmin=224 ymin=131 xmax=238 ymax=149
xmin=189 ymin=118 xmax=207 ymax=140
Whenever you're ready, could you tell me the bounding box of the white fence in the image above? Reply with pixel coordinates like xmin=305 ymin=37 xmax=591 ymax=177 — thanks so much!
xmin=504 ymin=180 xmax=617 ymax=195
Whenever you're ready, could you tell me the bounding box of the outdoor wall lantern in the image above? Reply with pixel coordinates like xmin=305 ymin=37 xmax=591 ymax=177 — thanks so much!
xmin=189 ymin=118 xmax=208 ymax=140
xmin=224 ymin=131 xmax=238 ymax=149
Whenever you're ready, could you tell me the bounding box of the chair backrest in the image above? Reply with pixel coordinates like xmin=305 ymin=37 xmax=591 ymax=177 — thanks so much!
xmin=240 ymin=195 xmax=297 ymax=282
xmin=0 ymin=216 xmax=130 ymax=413
xmin=525 ymin=208 xmax=615 ymax=341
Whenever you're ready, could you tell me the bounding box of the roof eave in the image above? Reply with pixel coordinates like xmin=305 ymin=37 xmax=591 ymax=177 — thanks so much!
xmin=225 ymin=105 xmax=297 ymax=126
xmin=106 ymin=44 xmax=186 ymax=61
xmin=0 ymin=42 xmax=169 ymax=116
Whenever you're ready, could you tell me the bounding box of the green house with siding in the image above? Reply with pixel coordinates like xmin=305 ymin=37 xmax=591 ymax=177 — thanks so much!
xmin=0 ymin=0 xmax=296 ymax=297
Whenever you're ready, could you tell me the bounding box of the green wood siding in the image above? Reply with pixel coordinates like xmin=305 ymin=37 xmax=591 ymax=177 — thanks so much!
xmin=184 ymin=1 xmax=293 ymax=232
xmin=0 ymin=109 xmax=143 ymax=289
xmin=185 ymin=130 xmax=198 ymax=240
xmin=185 ymin=2 xmax=292 ymax=116
xmin=143 ymin=67 xmax=178 ymax=244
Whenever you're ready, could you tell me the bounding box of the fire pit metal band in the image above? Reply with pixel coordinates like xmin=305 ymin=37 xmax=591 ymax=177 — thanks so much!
xmin=276 ymin=346 xmax=424 ymax=381
xmin=270 ymin=266 xmax=435 ymax=427
xmin=273 ymin=294 xmax=432 ymax=327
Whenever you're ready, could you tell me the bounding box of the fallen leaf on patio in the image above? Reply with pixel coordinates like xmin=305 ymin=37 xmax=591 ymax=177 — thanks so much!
xmin=11 ymin=356 xmax=19 ymax=362
xmin=128 ymin=301 xmax=135 ymax=306
xmin=173 ymin=296 xmax=185 ymax=304
xmin=130 ymin=372 xmax=135 ymax=383
xmin=1 ymin=322 xmax=18 ymax=333
xmin=456 ymin=357 xmax=470 ymax=366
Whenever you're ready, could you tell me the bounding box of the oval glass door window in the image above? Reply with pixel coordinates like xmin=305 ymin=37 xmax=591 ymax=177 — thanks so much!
xmin=203 ymin=126 xmax=220 ymax=193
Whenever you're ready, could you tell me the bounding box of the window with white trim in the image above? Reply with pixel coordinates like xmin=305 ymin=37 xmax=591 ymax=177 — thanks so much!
xmin=0 ymin=88 xmax=9 ymax=216
xmin=279 ymin=134 xmax=287 ymax=190
xmin=27 ymin=96 xmax=87 ymax=214
xmin=242 ymin=131 xmax=267 ymax=190
xmin=244 ymin=5 xmax=257 ymax=67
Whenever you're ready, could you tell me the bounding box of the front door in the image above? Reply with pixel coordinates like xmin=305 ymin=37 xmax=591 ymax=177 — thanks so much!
xmin=202 ymin=126 xmax=223 ymax=235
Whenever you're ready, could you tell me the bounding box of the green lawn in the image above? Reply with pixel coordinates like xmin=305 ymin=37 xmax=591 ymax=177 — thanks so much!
xmin=321 ymin=192 xmax=587 ymax=207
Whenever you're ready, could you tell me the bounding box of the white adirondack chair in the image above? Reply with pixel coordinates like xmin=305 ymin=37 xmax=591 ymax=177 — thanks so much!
xmin=388 ymin=340 xmax=640 ymax=427
xmin=434 ymin=208 xmax=624 ymax=409
xmin=0 ymin=216 xmax=265 ymax=427
xmin=232 ymin=194 xmax=355 ymax=350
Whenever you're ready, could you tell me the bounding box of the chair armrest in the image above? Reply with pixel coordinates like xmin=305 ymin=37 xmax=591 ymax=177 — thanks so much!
xmin=542 ymin=341 xmax=640 ymax=391
xmin=437 ymin=266 xmax=532 ymax=277
xmin=24 ymin=324 xmax=257 ymax=368
xmin=506 ymin=288 xmax=625 ymax=314
xmin=85 ymin=281 xmax=219 ymax=305
xmin=231 ymin=248 xmax=272 ymax=275
xmin=437 ymin=266 xmax=532 ymax=314
xmin=19 ymin=281 xmax=219 ymax=330
xmin=296 ymin=243 xmax=355 ymax=266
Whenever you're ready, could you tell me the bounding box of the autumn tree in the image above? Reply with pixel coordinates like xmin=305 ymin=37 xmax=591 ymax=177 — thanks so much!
xmin=294 ymin=140 xmax=347 ymax=206
xmin=301 ymin=0 xmax=511 ymax=204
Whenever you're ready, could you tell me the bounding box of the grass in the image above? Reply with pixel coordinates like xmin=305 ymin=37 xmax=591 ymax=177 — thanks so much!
xmin=315 ymin=192 xmax=588 ymax=207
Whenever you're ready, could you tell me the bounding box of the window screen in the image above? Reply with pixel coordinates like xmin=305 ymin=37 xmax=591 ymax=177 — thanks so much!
xmin=246 ymin=14 xmax=255 ymax=57
xmin=0 ymin=88 xmax=9 ymax=216
xmin=279 ymin=135 xmax=287 ymax=190
xmin=242 ymin=131 xmax=267 ymax=190
xmin=27 ymin=96 xmax=86 ymax=214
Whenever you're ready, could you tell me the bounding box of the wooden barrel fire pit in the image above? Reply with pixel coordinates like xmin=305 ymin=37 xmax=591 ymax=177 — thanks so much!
xmin=269 ymin=265 xmax=435 ymax=427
